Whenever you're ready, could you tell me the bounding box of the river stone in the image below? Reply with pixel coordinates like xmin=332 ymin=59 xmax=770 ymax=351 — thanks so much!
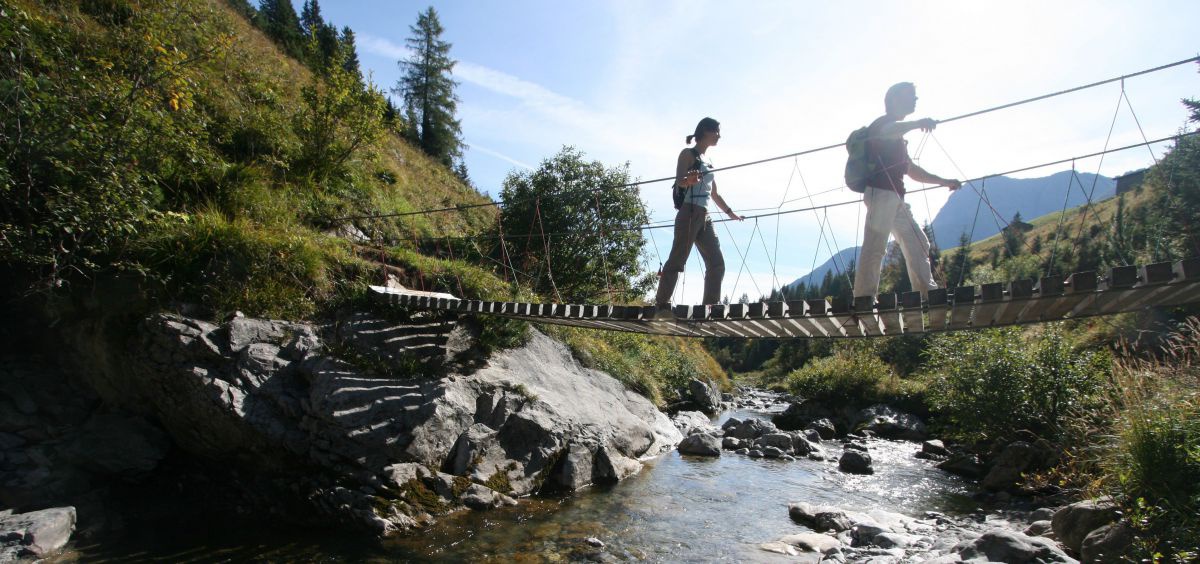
xmin=1025 ymin=520 xmax=1053 ymax=537
xmin=677 ymin=433 xmax=721 ymax=456
xmin=789 ymin=503 xmax=854 ymax=532
xmin=952 ymin=529 xmax=1076 ymax=563
xmin=756 ymin=432 xmax=794 ymax=451
xmin=0 ymin=506 xmax=76 ymax=558
xmin=1031 ymin=507 xmax=1057 ymax=522
xmin=1080 ymin=521 xmax=1134 ymax=563
xmin=687 ymin=378 xmax=722 ymax=414
xmin=724 ymin=418 xmax=777 ymax=440
xmin=843 ymin=441 xmax=868 ymax=452
xmin=839 ymin=450 xmax=873 ymax=474
xmin=759 ymin=541 xmax=799 ymax=556
xmin=671 ymin=410 xmax=714 ymax=436
xmin=855 ymin=404 xmax=928 ymax=441
xmin=791 ymin=433 xmax=815 ymax=455
xmin=922 ymin=439 xmax=950 ymax=457
xmin=721 ymin=436 xmax=745 ymax=450
xmin=805 ymin=418 xmax=837 ymax=440
xmin=461 ymin=484 xmax=516 ymax=510
xmin=802 ymin=428 xmax=823 ymax=444
xmin=747 ymin=449 xmax=764 ymax=458
xmin=720 ymin=417 xmax=742 ymax=431
xmin=981 ymin=441 xmax=1041 ymax=491
xmin=761 ymin=445 xmax=786 ymax=458
xmin=1051 ymin=498 xmax=1118 ymax=554
xmin=780 ymin=532 xmax=841 ymax=552
xmin=937 ymin=453 xmax=987 ymax=479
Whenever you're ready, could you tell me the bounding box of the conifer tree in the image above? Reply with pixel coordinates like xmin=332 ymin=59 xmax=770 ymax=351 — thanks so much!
xmin=257 ymin=0 xmax=304 ymax=60
xmin=395 ymin=7 xmax=465 ymax=170
xmin=340 ymin=26 xmax=361 ymax=76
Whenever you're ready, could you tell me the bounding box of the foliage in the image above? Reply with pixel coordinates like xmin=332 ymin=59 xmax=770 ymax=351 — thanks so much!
xmin=499 ymin=146 xmax=653 ymax=303
xmin=544 ymin=325 xmax=726 ymax=406
xmin=394 ymin=7 xmax=463 ymax=171
xmin=0 ymin=0 xmax=226 ymax=289
xmin=785 ymin=341 xmax=927 ymax=411
xmin=291 ymin=55 xmax=385 ymax=187
xmin=923 ymin=325 xmax=1110 ymax=442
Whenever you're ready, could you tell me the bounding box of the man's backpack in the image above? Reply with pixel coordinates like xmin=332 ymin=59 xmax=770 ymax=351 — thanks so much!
xmin=672 ymin=148 xmax=705 ymax=209
xmin=844 ymin=117 xmax=888 ymax=193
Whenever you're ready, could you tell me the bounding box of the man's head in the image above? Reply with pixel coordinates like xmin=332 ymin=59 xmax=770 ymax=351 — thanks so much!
xmin=884 ymin=82 xmax=917 ymax=117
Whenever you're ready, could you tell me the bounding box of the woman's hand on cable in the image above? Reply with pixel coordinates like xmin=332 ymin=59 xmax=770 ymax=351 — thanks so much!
xmin=945 ymin=179 xmax=962 ymax=191
xmin=727 ymin=210 xmax=745 ymax=221
xmin=681 ymin=169 xmax=702 ymax=187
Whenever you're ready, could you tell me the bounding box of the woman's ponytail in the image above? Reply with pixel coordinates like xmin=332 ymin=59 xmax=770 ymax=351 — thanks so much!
xmin=686 ymin=134 xmax=695 ymax=144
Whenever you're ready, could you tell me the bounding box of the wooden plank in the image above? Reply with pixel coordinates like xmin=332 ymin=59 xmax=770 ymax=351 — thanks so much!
xmin=927 ymin=288 xmax=949 ymax=331
xmin=876 ymin=293 xmax=902 ymax=335
xmin=948 ymin=286 xmax=975 ymax=329
xmin=972 ymin=283 xmax=1005 ymax=327
xmin=900 ymin=291 xmax=924 ymax=334
xmin=802 ymin=299 xmax=834 ymax=337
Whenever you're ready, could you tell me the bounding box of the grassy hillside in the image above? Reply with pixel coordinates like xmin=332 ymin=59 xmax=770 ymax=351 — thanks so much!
xmin=0 ymin=0 xmax=726 ymax=402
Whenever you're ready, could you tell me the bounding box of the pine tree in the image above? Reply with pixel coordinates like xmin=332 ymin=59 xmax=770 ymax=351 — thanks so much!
xmin=257 ymin=0 xmax=304 ymax=60
xmin=340 ymin=26 xmax=361 ymax=76
xmin=395 ymin=7 xmax=465 ymax=170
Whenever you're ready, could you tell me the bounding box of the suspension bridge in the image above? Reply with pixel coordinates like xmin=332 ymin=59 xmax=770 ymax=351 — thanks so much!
xmin=357 ymin=57 xmax=1200 ymax=339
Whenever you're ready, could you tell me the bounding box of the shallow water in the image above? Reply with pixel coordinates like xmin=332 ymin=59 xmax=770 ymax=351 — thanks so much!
xmin=68 ymin=407 xmax=978 ymax=562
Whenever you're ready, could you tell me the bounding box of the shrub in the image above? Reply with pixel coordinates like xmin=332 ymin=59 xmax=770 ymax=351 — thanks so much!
xmin=923 ymin=325 xmax=1109 ymax=442
xmin=785 ymin=342 xmax=926 ymax=411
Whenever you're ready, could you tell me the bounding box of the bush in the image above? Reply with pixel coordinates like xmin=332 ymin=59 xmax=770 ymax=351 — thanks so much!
xmin=923 ymin=325 xmax=1110 ymax=442
xmin=785 ymin=342 xmax=926 ymax=411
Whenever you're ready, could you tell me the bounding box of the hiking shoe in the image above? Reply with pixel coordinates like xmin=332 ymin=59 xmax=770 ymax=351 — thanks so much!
xmin=651 ymin=304 xmax=675 ymax=320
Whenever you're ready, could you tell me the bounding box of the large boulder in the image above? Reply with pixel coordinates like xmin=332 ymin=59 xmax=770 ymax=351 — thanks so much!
xmin=0 ymin=507 xmax=76 ymax=559
xmin=63 ymin=315 xmax=681 ymax=535
xmin=678 ymin=433 xmax=721 ymax=457
xmin=981 ymin=441 xmax=1041 ymax=491
xmin=1080 ymin=521 xmax=1134 ymax=563
xmin=838 ymin=450 xmax=874 ymax=474
xmin=854 ymin=404 xmax=928 ymax=441
xmin=671 ymin=411 xmax=715 ymax=436
xmin=788 ymin=502 xmax=854 ymax=532
xmin=805 ymin=418 xmax=837 ymax=440
xmin=723 ymin=417 xmax=778 ymax=441
xmin=952 ymin=529 xmax=1076 ymax=563
xmin=1051 ymin=499 xmax=1119 ymax=554
xmin=688 ymin=378 xmax=723 ymax=414
xmin=937 ymin=453 xmax=987 ymax=479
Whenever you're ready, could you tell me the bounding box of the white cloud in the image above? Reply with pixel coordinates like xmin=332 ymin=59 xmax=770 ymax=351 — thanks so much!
xmin=466 ymin=142 xmax=534 ymax=170
xmin=358 ymin=33 xmax=409 ymax=61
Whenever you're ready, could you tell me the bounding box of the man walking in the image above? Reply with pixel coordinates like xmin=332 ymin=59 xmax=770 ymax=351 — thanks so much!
xmin=852 ymin=82 xmax=961 ymax=303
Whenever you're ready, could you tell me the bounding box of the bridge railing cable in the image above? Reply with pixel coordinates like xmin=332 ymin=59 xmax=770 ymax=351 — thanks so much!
xmin=330 ymin=56 xmax=1199 ymax=224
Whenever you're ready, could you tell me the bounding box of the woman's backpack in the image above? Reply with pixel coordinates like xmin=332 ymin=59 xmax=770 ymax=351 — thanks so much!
xmin=673 ymin=148 xmax=705 ymax=209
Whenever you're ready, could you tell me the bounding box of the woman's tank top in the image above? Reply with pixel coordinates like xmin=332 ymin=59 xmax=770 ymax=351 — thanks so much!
xmin=684 ymin=151 xmax=715 ymax=209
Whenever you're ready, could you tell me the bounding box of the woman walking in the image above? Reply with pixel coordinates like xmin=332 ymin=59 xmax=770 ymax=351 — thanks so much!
xmin=654 ymin=117 xmax=743 ymax=318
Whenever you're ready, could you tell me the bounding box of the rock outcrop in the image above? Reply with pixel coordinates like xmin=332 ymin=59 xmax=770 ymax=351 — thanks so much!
xmin=62 ymin=313 xmax=681 ymax=535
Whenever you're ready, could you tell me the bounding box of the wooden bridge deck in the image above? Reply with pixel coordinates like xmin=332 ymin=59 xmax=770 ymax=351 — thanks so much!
xmin=368 ymin=260 xmax=1200 ymax=338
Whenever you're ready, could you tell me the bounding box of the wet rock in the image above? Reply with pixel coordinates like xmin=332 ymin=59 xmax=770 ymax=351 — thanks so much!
xmin=1051 ymin=498 xmax=1118 ymax=554
xmin=802 ymin=428 xmax=823 ymax=444
xmin=677 ymin=433 xmax=721 ymax=457
xmin=1030 ymin=507 xmax=1057 ymax=522
xmin=779 ymin=532 xmax=841 ymax=552
xmin=873 ymin=531 xmax=920 ymax=549
xmin=922 ymin=439 xmax=949 ymax=457
xmin=937 ymin=453 xmax=987 ymax=479
xmin=855 ymin=404 xmax=927 ymax=441
xmin=461 ymin=484 xmax=516 ymax=510
xmin=721 ymin=436 xmax=745 ymax=450
xmin=1025 ymin=520 xmax=1053 ymax=537
xmin=952 ymin=529 xmax=1076 ymax=563
xmin=761 ymin=445 xmax=786 ymax=458
xmin=584 ymin=537 xmax=605 ymax=548
xmin=788 ymin=502 xmax=854 ymax=532
xmin=1080 ymin=521 xmax=1134 ymax=563
xmin=773 ymin=400 xmax=833 ymax=431
xmin=835 ymin=451 xmax=873 ymax=472
xmin=790 ymin=433 xmax=815 ymax=455
xmin=723 ymin=418 xmax=777 ymax=440
xmin=687 ymin=378 xmax=722 ymax=414
xmin=747 ymin=449 xmax=764 ymax=458
xmin=0 ymin=506 xmax=76 ymax=558
xmin=806 ymin=418 xmax=837 ymax=440
xmin=759 ymin=541 xmax=799 ymax=555
xmin=754 ymin=432 xmax=794 ymax=452
xmin=843 ymin=441 xmax=869 ymax=452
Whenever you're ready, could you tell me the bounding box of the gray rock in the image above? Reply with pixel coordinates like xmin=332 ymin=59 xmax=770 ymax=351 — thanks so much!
xmin=937 ymin=453 xmax=987 ymax=479
xmin=461 ymin=484 xmax=513 ymax=510
xmin=671 ymin=410 xmax=714 ymax=436
xmin=687 ymin=378 xmax=722 ymax=414
xmin=585 ymin=537 xmax=604 ymax=548
xmin=0 ymin=506 xmax=76 ymax=558
xmin=1080 ymin=521 xmax=1133 ymax=563
xmin=791 ymin=432 xmax=815 ymax=455
xmin=802 ymin=428 xmax=823 ymax=443
xmin=724 ymin=418 xmax=778 ymax=440
xmin=1031 ymin=507 xmax=1057 ymax=522
xmin=1051 ymin=498 xmax=1118 ymax=554
xmin=982 ymin=441 xmax=1041 ymax=491
xmin=789 ymin=502 xmax=854 ymax=532
xmin=1025 ymin=520 xmax=1053 ymax=537
xmin=721 ymin=436 xmax=745 ymax=450
xmin=839 ymin=450 xmax=874 ymax=474
xmin=844 ymin=441 xmax=869 ymax=452
xmin=677 ymin=433 xmax=721 ymax=457
xmin=780 ymin=532 xmax=841 ymax=552
xmin=873 ymin=532 xmax=919 ymax=549
xmin=761 ymin=445 xmax=786 ymax=458
xmin=720 ymin=417 xmax=743 ymax=432
xmin=755 ymin=432 xmax=794 ymax=452
xmin=805 ymin=418 xmax=837 ymax=440
xmin=747 ymin=449 xmax=764 ymax=458
xmin=922 ymin=439 xmax=950 ymax=457
xmin=60 ymin=413 xmax=170 ymax=476
xmin=855 ymin=404 xmax=927 ymax=441
xmin=953 ymin=529 xmax=1076 ymax=563
xmin=759 ymin=541 xmax=799 ymax=556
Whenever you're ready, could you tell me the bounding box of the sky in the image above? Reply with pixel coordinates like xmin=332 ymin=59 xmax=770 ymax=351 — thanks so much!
xmin=314 ymin=0 xmax=1199 ymax=304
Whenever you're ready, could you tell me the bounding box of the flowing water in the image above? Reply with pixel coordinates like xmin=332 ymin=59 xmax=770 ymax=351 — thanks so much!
xmin=68 ymin=407 xmax=979 ymax=563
